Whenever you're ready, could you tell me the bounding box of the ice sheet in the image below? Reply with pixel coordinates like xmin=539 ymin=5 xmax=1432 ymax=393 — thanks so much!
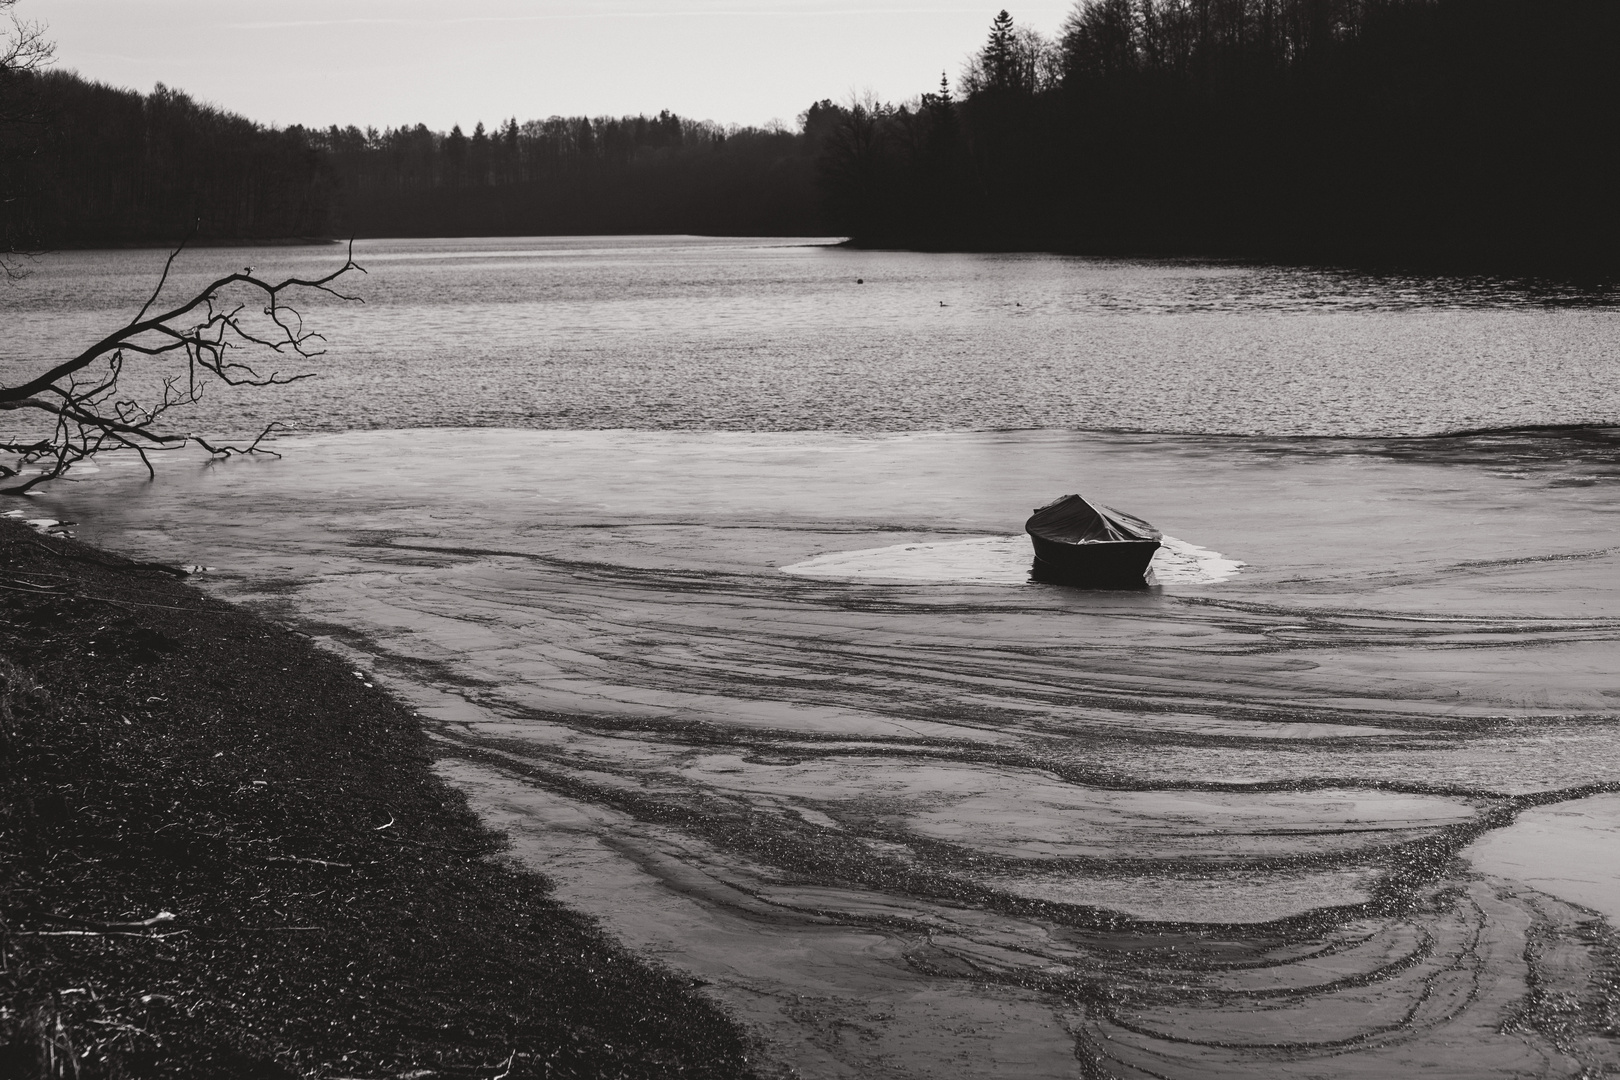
xmin=37 ymin=426 xmax=1620 ymax=1079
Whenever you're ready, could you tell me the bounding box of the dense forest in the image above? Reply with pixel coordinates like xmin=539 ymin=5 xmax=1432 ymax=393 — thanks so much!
xmin=2 ymin=0 xmax=1617 ymax=269
xmin=820 ymin=0 xmax=1620 ymax=268
xmin=0 ymin=72 xmax=824 ymax=245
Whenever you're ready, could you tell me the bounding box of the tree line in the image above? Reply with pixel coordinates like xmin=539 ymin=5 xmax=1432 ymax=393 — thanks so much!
xmin=317 ymin=110 xmax=821 ymax=237
xmin=0 ymin=71 xmax=824 ymax=245
xmin=817 ymin=0 xmax=1620 ymax=269
xmin=3 ymin=0 xmax=1617 ymax=269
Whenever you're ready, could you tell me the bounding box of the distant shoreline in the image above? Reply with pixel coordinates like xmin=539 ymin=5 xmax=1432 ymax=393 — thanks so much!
xmin=39 ymin=232 xmax=1619 ymax=281
xmin=44 ymin=236 xmax=343 ymax=250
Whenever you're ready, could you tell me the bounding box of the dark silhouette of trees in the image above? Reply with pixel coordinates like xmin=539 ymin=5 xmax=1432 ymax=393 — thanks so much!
xmin=0 ymin=0 xmax=54 ymax=275
xmin=11 ymin=72 xmax=335 ymax=244
xmin=6 ymin=68 xmax=825 ymax=244
xmin=8 ymin=0 xmax=1614 ymax=269
xmin=817 ymin=0 xmax=1620 ymax=270
xmin=444 ymin=124 xmax=469 ymax=187
xmin=318 ymin=107 xmax=821 ymax=238
xmin=808 ymin=96 xmax=897 ymax=242
xmin=980 ymin=11 xmax=1021 ymax=90
xmin=963 ymin=10 xmax=1056 ymax=95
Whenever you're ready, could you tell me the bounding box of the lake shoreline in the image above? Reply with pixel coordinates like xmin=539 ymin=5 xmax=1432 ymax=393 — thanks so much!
xmin=0 ymin=518 xmax=761 ymax=1079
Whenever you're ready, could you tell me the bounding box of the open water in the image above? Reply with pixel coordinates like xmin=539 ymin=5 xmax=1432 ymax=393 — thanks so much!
xmin=8 ymin=237 xmax=1620 ymax=1078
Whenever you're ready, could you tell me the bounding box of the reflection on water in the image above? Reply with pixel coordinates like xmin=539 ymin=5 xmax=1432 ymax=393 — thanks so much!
xmin=5 ymin=236 xmax=1620 ymax=439
xmin=39 ymin=426 xmax=1620 ymax=1078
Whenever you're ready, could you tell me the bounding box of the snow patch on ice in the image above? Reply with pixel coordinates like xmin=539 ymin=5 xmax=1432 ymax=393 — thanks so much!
xmin=781 ymin=534 xmax=1242 ymax=586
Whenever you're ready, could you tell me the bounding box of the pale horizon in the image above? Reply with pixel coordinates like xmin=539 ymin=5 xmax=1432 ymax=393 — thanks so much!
xmin=33 ymin=0 xmax=1073 ymax=132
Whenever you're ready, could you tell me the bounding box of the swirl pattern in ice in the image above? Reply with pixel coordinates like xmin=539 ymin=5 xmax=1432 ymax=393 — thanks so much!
xmin=42 ymin=427 xmax=1620 ymax=1079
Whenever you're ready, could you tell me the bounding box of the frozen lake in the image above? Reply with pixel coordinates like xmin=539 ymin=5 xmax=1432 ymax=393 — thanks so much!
xmin=10 ymin=237 xmax=1620 ymax=1077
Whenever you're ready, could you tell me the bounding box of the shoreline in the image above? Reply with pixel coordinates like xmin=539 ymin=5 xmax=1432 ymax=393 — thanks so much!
xmin=36 ymin=232 xmax=1620 ymax=279
xmin=0 ymin=519 xmax=759 ymax=1079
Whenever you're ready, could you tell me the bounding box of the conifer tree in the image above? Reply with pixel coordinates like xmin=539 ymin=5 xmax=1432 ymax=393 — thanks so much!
xmin=987 ymin=10 xmax=1017 ymax=90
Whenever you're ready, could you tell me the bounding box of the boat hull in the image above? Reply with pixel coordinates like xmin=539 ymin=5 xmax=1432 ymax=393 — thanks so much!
xmin=1028 ymin=534 xmax=1161 ymax=588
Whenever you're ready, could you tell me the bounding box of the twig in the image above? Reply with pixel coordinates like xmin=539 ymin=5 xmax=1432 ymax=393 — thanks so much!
xmin=14 ymin=930 xmax=189 ymax=939
xmin=0 ymin=580 xmax=64 ymax=593
xmin=193 ymin=421 xmax=284 ymax=460
xmin=0 ymin=575 xmax=61 ymax=589
xmin=38 ymin=910 xmax=177 ymax=931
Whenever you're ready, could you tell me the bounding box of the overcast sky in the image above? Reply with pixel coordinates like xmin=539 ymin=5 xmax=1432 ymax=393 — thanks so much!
xmin=33 ymin=0 xmax=1073 ymax=132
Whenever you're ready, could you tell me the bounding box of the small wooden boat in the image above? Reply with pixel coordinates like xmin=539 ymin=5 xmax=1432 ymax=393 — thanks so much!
xmin=1026 ymin=494 xmax=1162 ymax=587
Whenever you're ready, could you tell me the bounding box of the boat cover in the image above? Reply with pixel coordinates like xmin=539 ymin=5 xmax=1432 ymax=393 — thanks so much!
xmin=1028 ymin=495 xmax=1162 ymax=544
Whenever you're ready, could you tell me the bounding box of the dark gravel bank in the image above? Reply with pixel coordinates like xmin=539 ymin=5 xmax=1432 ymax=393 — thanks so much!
xmin=0 ymin=519 xmax=757 ymax=1079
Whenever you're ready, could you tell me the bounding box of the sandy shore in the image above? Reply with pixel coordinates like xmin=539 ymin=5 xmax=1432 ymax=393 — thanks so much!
xmin=0 ymin=519 xmax=758 ymax=1079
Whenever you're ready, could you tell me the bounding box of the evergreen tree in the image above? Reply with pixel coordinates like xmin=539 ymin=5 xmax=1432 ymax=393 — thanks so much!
xmin=444 ymin=123 xmax=467 ymax=187
xmin=469 ymin=120 xmax=489 ymax=185
xmin=987 ymin=11 xmax=1017 ymax=90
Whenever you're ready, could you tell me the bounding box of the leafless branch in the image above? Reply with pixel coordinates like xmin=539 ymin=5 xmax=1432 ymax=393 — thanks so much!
xmin=0 ymin=0 xmax=53 ymax=79
xmin=192 ymin=422 xmax=284 ymax=461
xmin=0 ymin=240 xmax=364 ymax=494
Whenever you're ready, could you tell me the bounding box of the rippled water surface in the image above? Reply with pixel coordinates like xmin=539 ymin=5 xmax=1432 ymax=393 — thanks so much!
xmin=6 ymin=235 xmax=1619 ymax=436
xmin=11 ymin=238 xmax=1620 ymax=1078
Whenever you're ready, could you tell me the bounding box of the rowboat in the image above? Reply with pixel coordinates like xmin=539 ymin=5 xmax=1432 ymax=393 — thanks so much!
xmin=1025 ymin=494 xmax=1162 ymax=587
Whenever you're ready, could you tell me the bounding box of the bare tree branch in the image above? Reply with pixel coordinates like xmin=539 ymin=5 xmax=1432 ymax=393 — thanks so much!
xmin=0 ymin=240 xmax=364 ymax=494
xmin=0 ymin=0 xmax=52 ymax=79
xmin=0 ymin=0 xmax=55 ymax=279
